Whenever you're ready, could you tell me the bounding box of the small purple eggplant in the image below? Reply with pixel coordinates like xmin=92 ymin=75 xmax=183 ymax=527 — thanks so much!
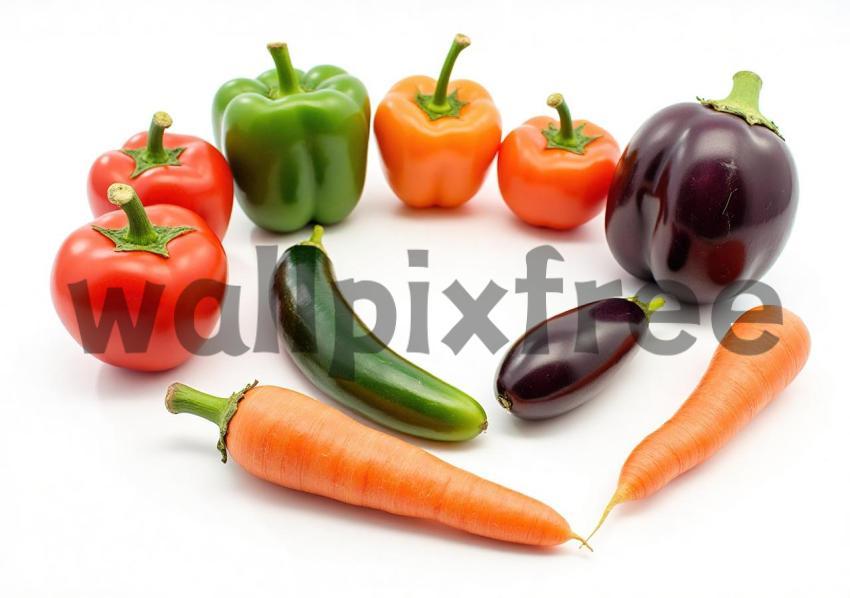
xmin=495 ymin=296 xmax=663 ymax=420
xmin=605 ymin=71 xmax=797 ymax=305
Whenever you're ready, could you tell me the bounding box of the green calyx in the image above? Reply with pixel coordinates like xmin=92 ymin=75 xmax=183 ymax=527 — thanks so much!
xmin=300 ymin=224 xmax=326 ymax=251
xmin=541 ymin=93 xmax=600 ymax=154
xmin=267 ymin=42 xmax=302 ymax=98
xmin=92 ymin=183 xmax=194 ymax=257
xmin=415 ymin=34 xmax=470 ymax=120
xmin=698 ymin=71 xmax=783 ymax=139
xmin=121 ymin=112 xmax=185 ymax=178
xmin=628 ymin=295 xmax=666 ymax=320
xmin=165 ymin=381 xmax=258 ymax=463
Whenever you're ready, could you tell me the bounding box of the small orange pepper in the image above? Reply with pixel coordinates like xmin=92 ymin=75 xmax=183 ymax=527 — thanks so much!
xmin=374 ymin=34 xmax=501 ymax=208
xmin=497 ymin=93 xmax=620 ymax=230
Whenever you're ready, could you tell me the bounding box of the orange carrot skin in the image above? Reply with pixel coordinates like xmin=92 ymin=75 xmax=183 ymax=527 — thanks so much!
xmin=225 ymin=386 xmax=573 ymax=546
xmin=614 ymin=305 xmax=810 ymax=505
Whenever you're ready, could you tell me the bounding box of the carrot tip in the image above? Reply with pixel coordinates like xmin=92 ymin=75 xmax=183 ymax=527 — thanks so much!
xmin=572 ymin=533 xmax=593 ymax=552
xmin=585 ymin=494 xmax=621 ymax=545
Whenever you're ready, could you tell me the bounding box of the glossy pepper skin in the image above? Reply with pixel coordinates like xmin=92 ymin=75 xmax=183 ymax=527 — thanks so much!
xmin=374 ymin=34 xmax=501 ymax=208
xmin=498 ymin=94 xmax=620 ymax=229
xmin=52 ymin=184 xmax=227 ymax=372
xmin=605 ymin=72 xmax=798 ymax=305
xmin=495 ymin=297 xmax=663 ymax=420
xmin=88 ymin=112 xmax=233 ymax=239
xmin=271 ymin=226 xmax=488 ymax=441
xmin=213 ymin=43 xmax=370 ymax=233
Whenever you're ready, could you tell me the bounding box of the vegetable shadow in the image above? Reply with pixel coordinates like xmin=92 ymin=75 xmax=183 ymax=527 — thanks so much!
xmin=94 ymin=362 xmax=185 ymax=400
xmin=500 ymin=211 xmax=602 ymax=245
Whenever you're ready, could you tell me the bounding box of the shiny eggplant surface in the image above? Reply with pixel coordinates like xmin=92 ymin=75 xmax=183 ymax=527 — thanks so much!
xmin=495 ymin=297 xmax=660 ymax=420
xmin=605 ymin=72 xmax=797 ymax=304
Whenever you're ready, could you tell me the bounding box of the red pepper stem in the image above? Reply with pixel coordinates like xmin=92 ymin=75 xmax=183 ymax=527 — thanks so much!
xmin=267 ymin=42 xmax=301 ymax=97
xmin=429 ymin=34 xmax=470 ymax=111
xmin=145 ymin=112 xmax=172 ymax=161
xmin=106 ymin=183 xmax=158 ymax=245
xmin=547 ymin=93 xmax=575 ymax=144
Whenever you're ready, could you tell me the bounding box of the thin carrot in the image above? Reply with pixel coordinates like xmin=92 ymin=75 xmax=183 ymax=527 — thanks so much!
xmin=166 ymin=381 xmax=587 ymax=548
xmin=588 ymin=305 xmax=810 ymax=540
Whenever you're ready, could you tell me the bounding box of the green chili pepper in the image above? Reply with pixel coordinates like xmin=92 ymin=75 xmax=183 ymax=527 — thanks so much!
xmin=271 ymin=226 xmax=489 ymax=441
xmin=212 ymin=43 xmax=370 ymax=233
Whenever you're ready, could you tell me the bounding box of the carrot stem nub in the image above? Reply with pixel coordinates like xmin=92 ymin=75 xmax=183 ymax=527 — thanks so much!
xmin=166 ymin=383 xmax=229 ymax=423
xmin=165 ymin=381 xmax=258 ymax=463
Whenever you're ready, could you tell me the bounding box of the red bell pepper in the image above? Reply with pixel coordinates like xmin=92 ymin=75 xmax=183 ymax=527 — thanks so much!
xmin=52 ymin=183 xmax=228 ymax=372
xmin=88 ymin=112 xmax=233 ymax=239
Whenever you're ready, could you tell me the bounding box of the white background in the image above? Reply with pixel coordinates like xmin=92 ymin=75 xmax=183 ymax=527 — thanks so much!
xmin=1 ymin=1 xmax=847 ymax=596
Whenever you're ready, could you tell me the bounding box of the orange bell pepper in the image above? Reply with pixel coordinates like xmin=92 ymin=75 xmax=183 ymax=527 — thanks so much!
xmin=374 ymin=34 xmax=501 ymax=208
xmin=497 ymin=93 xmax=620 ymax=230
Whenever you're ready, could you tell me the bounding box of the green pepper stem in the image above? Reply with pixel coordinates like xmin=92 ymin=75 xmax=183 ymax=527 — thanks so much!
xmin=166 ymin=383 xmax=230 ymax=425
xmin=267 ymin=42 xmax=301 ymax=96
xmin=547 ymin=93 xmax=575 ymax=144
xmin=106 ymin=183 xmax=158 ymax=245
xmin=429 ymin=34 xmax=470 ymax=111
xmin=145 ymin=112 xmax=172 ymax=161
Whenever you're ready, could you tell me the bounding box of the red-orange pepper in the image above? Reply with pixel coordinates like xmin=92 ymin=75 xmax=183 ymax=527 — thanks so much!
xmin=374 ymin=34 xmax=501 ymax=208
xmin=497 ymin=94 xmax=620 ymax=230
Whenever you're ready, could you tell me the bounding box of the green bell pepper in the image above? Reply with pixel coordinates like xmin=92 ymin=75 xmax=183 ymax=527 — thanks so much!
xmin=212 ymin=43 xmax=370 ymax=233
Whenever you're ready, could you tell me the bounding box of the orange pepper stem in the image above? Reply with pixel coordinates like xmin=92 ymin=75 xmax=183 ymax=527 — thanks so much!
xmin=267 ymin=42 xmax=301 ymax=97
xmin=429 ymin=34 xmax=470 ymax=111
xmin=541 ymin=93 xmax=601 ymax=155
xmin=547 ymin=93 xmax=575 ymax=144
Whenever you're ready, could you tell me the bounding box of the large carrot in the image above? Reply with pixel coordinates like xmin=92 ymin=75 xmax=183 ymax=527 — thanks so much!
xmin=166 ymin=381 xmax=586 ymax=547
xmin=589 ymin=305 xmax=810 ymax=539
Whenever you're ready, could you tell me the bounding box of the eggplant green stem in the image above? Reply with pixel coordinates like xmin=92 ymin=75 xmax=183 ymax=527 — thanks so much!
xmin=267 ymin=42 xmax=301 ymax=97
xmin=429 ymin=34 xmax=470 ymax=111
xmin=145 ymin=112 xmax=172 ymax=161
xmin=628 ymin=295 xmax=666 ymax=319
xmin=107 ymin=183 xmax=157 ymax=245
xmin=166 ymin=381 xmax=258 ymax=463
xmin=698 ymin=71 xmax=782 ymax=139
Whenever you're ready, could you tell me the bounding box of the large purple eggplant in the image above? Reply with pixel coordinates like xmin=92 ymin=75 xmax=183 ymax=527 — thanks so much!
xmin=605 ymin=71 xmax=797 ymax=305
xmin=495 ymin=296 xmax=663 ymax=420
